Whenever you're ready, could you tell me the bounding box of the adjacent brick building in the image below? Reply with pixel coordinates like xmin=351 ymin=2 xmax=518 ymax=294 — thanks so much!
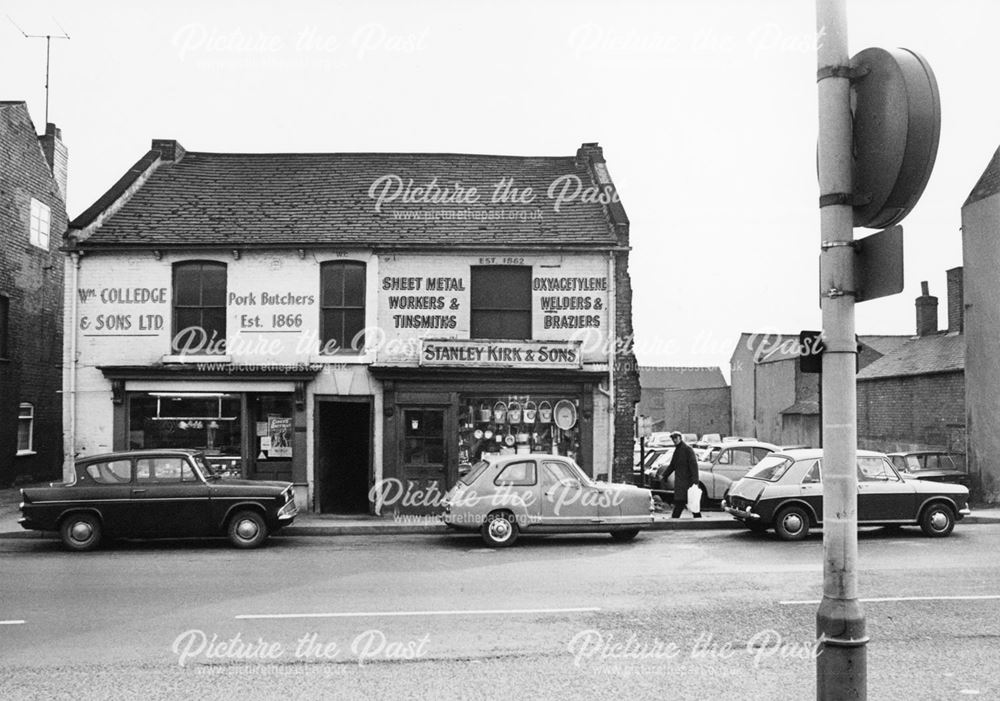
xmin=64 ymin=140 xmax=639 ymax=511
xmin=0 ymin=102 xmax=67 ymax=485
xmin=856 ymin=278 xmax=966 ymax=458
xmin=729 ymin=332 xmax=910 ymax=448
xmin=636 ymin=366 xmax=730 ymax=436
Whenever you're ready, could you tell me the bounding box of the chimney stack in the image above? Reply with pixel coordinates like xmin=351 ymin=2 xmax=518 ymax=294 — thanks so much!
xmin=915 ymin=281 xmax=939 ymax=337
xmin=946 ymin=267 xmax=964 ymax=333
xmin=151 ymin=139 xmax=186 ymax=162
xmin=38 ymin=122 xmax=68 ymax=202
xmin=576 ymin=142 xmax=604 ymax=167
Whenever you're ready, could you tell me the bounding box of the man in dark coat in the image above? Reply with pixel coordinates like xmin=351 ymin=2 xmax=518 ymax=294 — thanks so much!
xmin=661 ymin=431 xmax=702 ymax=518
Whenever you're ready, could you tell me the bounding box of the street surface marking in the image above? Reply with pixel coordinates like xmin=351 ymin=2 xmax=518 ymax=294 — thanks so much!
xmin=237 ymin=606 xmax=601 ymax=620
xmin=780 ymin=595 xmax=1000 ymax=605
xmin=0 ymin=620 xmax=25 ymax=625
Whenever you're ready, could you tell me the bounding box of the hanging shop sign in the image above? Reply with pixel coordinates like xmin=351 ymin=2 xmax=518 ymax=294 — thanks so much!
xmin=420 ymin=339 xmax=582 ymax=369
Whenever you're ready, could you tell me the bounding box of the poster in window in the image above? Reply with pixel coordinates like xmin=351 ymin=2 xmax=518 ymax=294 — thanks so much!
xmin=268 ymin=416 xmax=293 ymax=458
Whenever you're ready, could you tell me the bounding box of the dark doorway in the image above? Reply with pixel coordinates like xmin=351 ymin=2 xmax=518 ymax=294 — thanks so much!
xmin=317 ymin=400 xmax=371 ymax=514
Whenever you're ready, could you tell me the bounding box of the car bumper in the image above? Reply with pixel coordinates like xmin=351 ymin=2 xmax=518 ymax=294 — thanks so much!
xmin=18 ymin=516 xmax=47 ymax=531
xmin=277 ymin=500 xmax=298 ymax=522
xmin=722 ymin=501 xmax=761 ymax=521
xmin=957 ymin=506 xmax=971 ymax=521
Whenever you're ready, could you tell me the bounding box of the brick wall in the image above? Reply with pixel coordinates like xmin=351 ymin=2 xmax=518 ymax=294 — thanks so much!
xmin=857 ymin=372 xmax=965 ymax=452
xmin=0 ymin=103 xmax=66 ymax=484
xmin=657 ymin=387 xmax=731 ymax=436
xmin=613 ymin=248 xmax=639 ymax=482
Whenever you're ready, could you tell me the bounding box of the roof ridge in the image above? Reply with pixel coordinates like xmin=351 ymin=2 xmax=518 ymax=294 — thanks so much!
xmin=180 ymin=150 xmax=579 ymax=160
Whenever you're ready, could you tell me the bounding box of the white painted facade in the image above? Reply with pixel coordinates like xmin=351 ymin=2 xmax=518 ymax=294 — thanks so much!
xmin=65 ymin=247 xmax=617 ymax=511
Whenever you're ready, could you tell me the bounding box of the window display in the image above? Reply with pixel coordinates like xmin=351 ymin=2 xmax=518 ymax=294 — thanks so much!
xmin=128 ymin=392 xmax=242 ymax=473
xmin=458 ymin=394 xmax=580 ymax=472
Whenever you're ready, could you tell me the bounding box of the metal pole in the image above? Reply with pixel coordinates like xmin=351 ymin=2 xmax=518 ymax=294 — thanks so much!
xmin=44 ymin=35 xmax=51 ymax=126
xmin=815 ymin=0 xmax=867 ymax=698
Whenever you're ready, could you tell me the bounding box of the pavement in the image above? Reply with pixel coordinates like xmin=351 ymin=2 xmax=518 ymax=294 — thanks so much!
xmin=2 ymin=482 xmax=999 ymax=539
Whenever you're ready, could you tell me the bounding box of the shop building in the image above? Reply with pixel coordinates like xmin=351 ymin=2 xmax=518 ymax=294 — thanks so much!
xmin=64 ymin=140 xmax=638 ymax=513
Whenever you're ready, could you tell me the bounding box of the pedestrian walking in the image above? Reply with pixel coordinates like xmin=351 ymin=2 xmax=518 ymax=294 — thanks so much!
xmin=661 ymin=431 xmax=702 ymax=518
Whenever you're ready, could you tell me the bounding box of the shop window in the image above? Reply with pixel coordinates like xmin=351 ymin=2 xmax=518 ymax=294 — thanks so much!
xmin=0 ymin=295 xmax=8 ymax=358
xmin=459 ymin=395 xmax=580 ymax=469
xmin=404 ymin=409 xmax=444 ymax=464
xmin=17 ymin=403 xmax=34 ymax=454
xmin=128 ymin=393 xmax=242 ymax=471
xmin=251 ymin=394 xmax=295 ymax=480
xmin=470 ymin=266 xmax=531 ymax=339
xmin=29 ymin=198 xmax=50 ymax=249
xmin=172 ymin=261 xmax=227 ymax=354
xmin=320 ymin=261 xmax=366 ymax=354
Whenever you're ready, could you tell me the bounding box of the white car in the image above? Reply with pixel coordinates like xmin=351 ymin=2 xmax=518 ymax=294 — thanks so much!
xmin=441 ymin=453 xmax=655 ymax=547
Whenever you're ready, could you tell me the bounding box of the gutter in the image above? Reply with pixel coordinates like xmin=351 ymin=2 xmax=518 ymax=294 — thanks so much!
xmin=64 ymin=251 xmax=81 ymax=482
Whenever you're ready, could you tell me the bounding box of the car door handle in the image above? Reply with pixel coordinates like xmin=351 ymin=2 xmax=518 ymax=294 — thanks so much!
xmin=132 ymin=489 xmax=147 ymax=495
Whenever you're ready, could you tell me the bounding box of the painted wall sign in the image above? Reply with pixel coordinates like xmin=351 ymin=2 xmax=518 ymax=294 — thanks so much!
xmin=76 ymin=286 xmax=169 ymax=337
xmin=420 ymin=339 xmax=582 ymax=369
xmin=534 ymin=275 xmax=607 ymax=330
xmin=382 ymin=275 xmax=463 ymax=330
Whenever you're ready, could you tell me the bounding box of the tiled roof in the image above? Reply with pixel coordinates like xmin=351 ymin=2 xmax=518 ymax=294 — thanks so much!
xmin=856 ymin=332 xmax=964 ymax=380
xmin=639 ymin=366 xmax=728 ymax=390
xmin=964 ymin=145 xmax=1000 ymax=207
xmin=781 ymin=399 xmax=819 ymax=415
xmin=858 ymin=335 xmax=912 ymax=356
xmin=73 ymin=149 xmax=620 ymax=248
xmin=750 ymin=333 xmax=911 ymax=365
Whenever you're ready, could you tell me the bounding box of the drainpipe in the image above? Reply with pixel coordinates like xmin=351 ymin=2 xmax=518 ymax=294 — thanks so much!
xmin=603 ymin=251 xmax=616 ymax=481
xmin=64 ymin=251 xmax=81 ymax=483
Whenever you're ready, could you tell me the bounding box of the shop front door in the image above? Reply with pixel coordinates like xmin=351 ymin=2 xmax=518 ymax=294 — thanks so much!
xmin=317 ymin=400 xmax=372 ymax=514
xmin=397 ymin=407 xmax=448 ymax=515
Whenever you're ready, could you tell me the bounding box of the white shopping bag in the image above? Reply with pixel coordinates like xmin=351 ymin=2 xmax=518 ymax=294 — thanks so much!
xmin=687 ymin=484 xmax=702 ymax=514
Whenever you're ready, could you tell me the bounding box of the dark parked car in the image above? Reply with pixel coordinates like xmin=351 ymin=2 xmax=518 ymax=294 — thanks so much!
xmin=19 ymin=449 xmax=298 ymax=551
xmin=723 ymin=449 xmax=971 ymax=540
xmin=887 ymin=451 xmax=972 ymax=494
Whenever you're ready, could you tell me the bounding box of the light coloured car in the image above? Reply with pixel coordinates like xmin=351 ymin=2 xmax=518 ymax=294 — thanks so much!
xmin=724 ymin=448 xmax=971 ymax=540
xmin=653 ymin=440 xmax=779 ymax=502
xmin=441 ymin=453 xmax=655 ymax=547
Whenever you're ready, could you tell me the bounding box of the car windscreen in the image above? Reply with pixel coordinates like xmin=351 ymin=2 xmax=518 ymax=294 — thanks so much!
xmin=645 ymin=449 xmax=674 ymax=470
xmin=743 ymin=455 xmax=794 ymax=482
xmin=564 ymin=460 xmax=596 ymax=487
xmin=460 ymin=460 xmax=491 ymax=486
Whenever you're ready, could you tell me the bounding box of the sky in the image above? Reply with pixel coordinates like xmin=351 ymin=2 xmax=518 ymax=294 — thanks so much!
xmin=3 ymin=0 xmax=997 ymax=379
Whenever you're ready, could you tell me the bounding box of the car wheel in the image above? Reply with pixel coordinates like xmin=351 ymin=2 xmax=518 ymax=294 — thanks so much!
xmin=919 ymin=503 xmax=955 ymax=538
xmin=481 ymin=511 xmax=519 ymax=547
xmin=227 ymin=510 xmax=269 ymax=549
xmin=774 ymin=505 xmax=810 ymax=541
xmin=60 ymin=512 xmax=102 ymax=551
xmin=610 ymin=529 xmax=640 ymax=542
